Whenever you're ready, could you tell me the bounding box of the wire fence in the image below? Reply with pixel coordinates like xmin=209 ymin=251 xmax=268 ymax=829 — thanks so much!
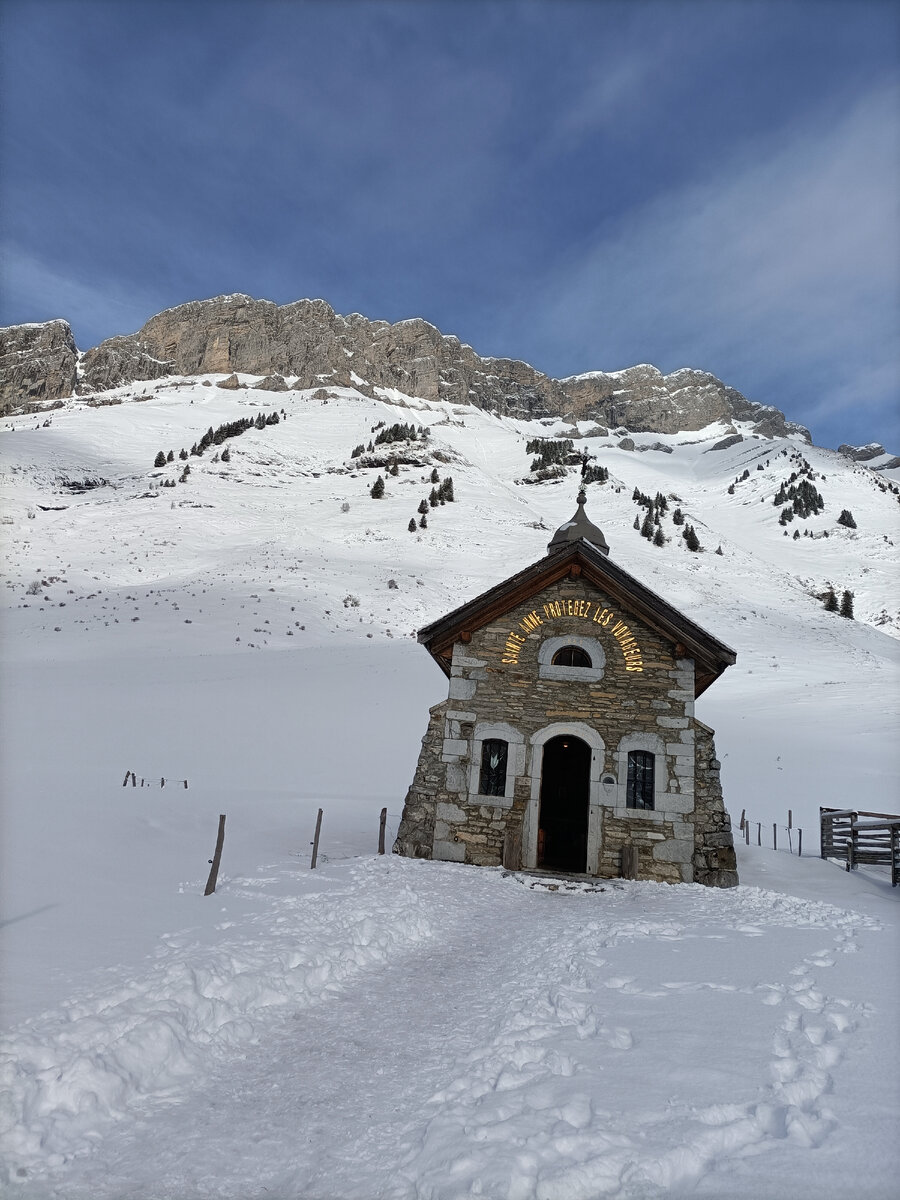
xmin=734 ymin=809 xmax=805 ymax=856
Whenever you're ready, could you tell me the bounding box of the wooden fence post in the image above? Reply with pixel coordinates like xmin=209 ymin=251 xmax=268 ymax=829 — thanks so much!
xmin=378 ymin=807 xmax=388 ymax=855
xmin=798 ymin=828 xmax=803 ymax=857
xmin=773 ymin=823 xmax=777 ymax=851
xmin=310 ymin=808 xmax=323 ymax=869
xmin=204 ymin=814 xmax=226 ymax=896
xmin=757 ymin=822 xmax=761 ymax=847
xmin=788 ymin=809 xmax=792 ymax=829
xmin=620 ymin=845 xmax=639 ymax=880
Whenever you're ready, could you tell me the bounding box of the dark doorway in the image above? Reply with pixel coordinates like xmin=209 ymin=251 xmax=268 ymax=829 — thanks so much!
xmin=538 ymin=735 xmax=591 ymax=872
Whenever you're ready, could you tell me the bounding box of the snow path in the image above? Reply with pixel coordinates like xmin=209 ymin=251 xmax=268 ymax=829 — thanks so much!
xmin=4 ymin=858 xmax=889 ymax=1200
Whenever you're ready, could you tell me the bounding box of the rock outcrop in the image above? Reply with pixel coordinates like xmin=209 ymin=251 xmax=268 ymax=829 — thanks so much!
xmin=0 ymin=295 xmax=811 ymax=440
xmin=0 ymin=320 xmax=78 ymax=412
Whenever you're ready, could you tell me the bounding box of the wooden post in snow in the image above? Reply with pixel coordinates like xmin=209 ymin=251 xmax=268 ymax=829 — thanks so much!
xmin=788 ymin=809 xmax=792 ymax=829
xmin=620 ymin=845 xmax=639 ymax=880
xmin=757 ymin=823 xmax=761 ymax=847
xmin=310 ymin=808 xmax=323 ymax=869
xmin=204 ymin=814 xmax=226 ymax=896
xmin=798 ymin=829 xmax=803 ymax=857
xmin=773 ymin=823 xmax=777 ymax=851
xmin=378 ymin=807 xmax=388 ymax=855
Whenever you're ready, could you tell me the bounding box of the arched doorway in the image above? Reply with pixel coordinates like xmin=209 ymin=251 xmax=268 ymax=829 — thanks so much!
xmin=538 ymin=735 xmax=591 ymax=872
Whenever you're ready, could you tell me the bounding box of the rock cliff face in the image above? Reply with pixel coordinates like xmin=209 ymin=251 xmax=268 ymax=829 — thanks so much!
xmin=1 ymin=295 xmax=810 ymax=440
xmin=0 ymin=320 xmax=78 ymax=411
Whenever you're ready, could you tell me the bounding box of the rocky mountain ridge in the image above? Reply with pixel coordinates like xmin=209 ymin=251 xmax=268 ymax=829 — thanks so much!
xmin=1 ymin=293 xmax=812 ymax=440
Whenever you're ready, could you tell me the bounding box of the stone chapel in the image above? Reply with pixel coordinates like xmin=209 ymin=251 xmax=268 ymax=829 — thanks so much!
xmin=394 ymin=492 xmax=739 ymax=886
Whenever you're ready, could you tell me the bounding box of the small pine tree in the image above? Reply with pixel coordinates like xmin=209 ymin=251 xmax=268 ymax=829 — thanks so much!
xmin=389 ymin=461 xmax=400 ymax=477
xmin=727 ymin=484 xmax=735 ymax=495
xmin=683 ymin=524 xmax=701 ymax=552
xmin=154 ymin=451 xmax=166 ymax=468
xmin=419 ymin=514 xmax=427 ymax=528
xmin=221 ymin=446 xmax=230 ymax=463
xmin=633 ymin=515 xmax=641 ymax=530
xmin=166 ymin=449 xmax=174 ymax=462
xmin=640 ymin=513 xmax=654 ymax=539
xmin=370 ymin=475 xmax=385 ymax=499
xmin=179 ymin=448 xmax=188 ymax=461
xmin=823 ymin=588 xmax=839 ymax=612
xmin=408 ymin=518 xmax=417 ymax=532
xmin=351 ymin=444 xmax=364 ymax=457
xmin=431 ymin=467 xmax=440 ymax=483
xmin=653 ymin=526 xmax=665 ymax=547
xmin=793 ymin=529 xmax=800 ymax=539
xmin=840 ymin=590 xmax=854 ymax=619
xmin=837 ymin=509 xmax=857 ymax=529
xmin=417 ymin=498 xmax=429 ymax=515
xmin=672 ymin=508 xmax=684 ymax=526
xmin=442 ymin=477 xmax=454 ymax=502
xmin=715 ymin=545 xmax=724 ymax=555
xmin=429 ymin=487 xmax=439 ymax=508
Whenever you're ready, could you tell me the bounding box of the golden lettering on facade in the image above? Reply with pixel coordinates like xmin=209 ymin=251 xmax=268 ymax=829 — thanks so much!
xmin=502 ymin=599 xmax=645 ymax=672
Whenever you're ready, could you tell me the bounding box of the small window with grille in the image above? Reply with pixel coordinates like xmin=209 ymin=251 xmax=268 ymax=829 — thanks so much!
xmin=479 ymin=739 xmax=508 ymax=797
xmin=551 ymin=645 xmax=592 ymax=668
xmin=626 ymin=750 xmax=655 ymax=810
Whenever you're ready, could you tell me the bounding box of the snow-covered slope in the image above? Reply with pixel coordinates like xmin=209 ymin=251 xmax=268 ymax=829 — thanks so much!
xmin=1 ymin=379 xmax=898 ymax=1197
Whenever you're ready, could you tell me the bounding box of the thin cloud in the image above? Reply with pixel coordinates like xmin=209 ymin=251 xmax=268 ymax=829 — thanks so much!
xmin=529 ymin=80 xmax=899 ymax=446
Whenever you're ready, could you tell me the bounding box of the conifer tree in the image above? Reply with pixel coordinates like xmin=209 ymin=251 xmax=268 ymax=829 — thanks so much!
xmin=683 ymin=525 xmax=701 ymax=552
xmin=840 ymin=590 xmax=855 ymax=619
xmin=154 ymin=451 xmax=166 ymax=468
xmin=429 ymin=487 xmax=439 ymax=508
xmin=640 ymin=513 xmax=654 ymax=539
xmin=672 ymin=508 xmax=684 ymax=526
xmin=715 ymin=544 xmax=724 ymax=555
xmin=166 ymin=449 xmax=174 ymax=462
xmin=823 ymin=588 xmax=838 ymax=612
xmin=408 ymin=517 xmax=417 ymax=532
xmin=389 ymin=461 xmax=399 ymax=477
xmin=221 ymin=447 xmax=230 ymax=463
xmin=419 ymin=514 xmax=427 ymax=528
xmin=431 ymin=467 xmax=440 ymax=484
xmin=417 ymin=498 xmax=429 ymax=515
xmin=727 ymin=484 xmax=735 ymax=495
xmin=653 ymin=526 xmax=665 ymax=547
xmin=633 ymin=515 xmax=641 ymax=530
xmin=837 ymin=509 xmax=857 ymax=529
xmin=370 ymin=475 xmax=385 ymax=499
xmin=179 ymin=448 xmax=188 ymax=461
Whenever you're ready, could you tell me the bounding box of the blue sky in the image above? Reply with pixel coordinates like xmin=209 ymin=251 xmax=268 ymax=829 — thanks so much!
xmin=1 ymin=0 xmax=897 ymax=450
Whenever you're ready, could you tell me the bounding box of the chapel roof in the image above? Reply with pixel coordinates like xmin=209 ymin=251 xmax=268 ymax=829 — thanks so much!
xmin=418 ymin=536 xmax=736 ymax=697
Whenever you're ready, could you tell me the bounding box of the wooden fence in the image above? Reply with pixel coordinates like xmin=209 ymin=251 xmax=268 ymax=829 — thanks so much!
xmin=820 ymin=807 xmax=900 ymax=887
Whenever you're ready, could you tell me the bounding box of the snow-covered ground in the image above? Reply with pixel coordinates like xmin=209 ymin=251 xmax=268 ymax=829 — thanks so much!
xmin=1 ymin=379 xmax=898 ymax=1196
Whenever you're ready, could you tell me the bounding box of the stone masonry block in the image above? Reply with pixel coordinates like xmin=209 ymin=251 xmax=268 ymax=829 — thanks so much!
xmin=448 ymin=677 xmax=477 ymax=701
xmin=652 ymin=838 xmax=693 ymax=863
xmin=436 ymin=802 xmax=467 ymax=823
xmin=433 ymin=839 xmax=465 ymax=863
